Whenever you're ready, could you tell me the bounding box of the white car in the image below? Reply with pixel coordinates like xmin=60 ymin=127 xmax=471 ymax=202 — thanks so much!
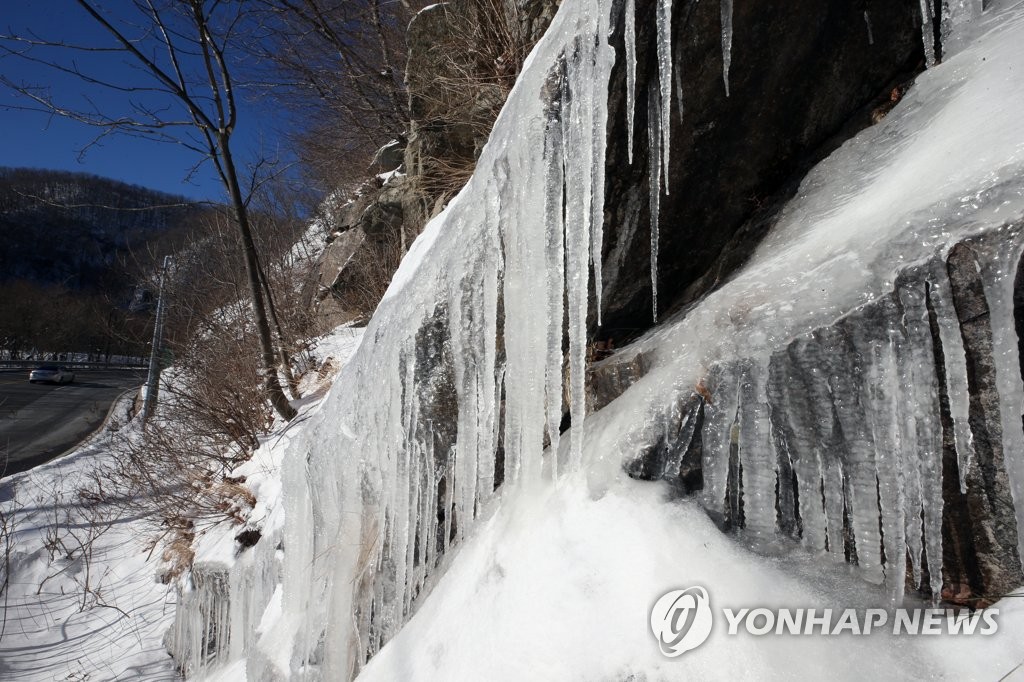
xmin=29 ymin=365 xmax=75 ymax=384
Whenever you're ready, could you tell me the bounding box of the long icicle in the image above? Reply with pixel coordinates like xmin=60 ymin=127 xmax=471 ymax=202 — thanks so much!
xmin=648 ymin=80 xmax=661 ymax=323
xmin=656 ymin=0 xmax=673 ymax=187
xmin=625 ymin=0 xmax=637 ymax=164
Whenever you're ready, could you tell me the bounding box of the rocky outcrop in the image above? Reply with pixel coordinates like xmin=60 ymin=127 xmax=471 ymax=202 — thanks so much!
xmin=307 ymin=0 xmax=560 ymax=331
xmin=598 ymin=0 xmax=925 ymax=339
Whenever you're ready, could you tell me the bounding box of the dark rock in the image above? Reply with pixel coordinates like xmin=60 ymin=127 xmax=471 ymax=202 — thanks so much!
xmin=586 ymin=348 xmax=652 ymax=414
xmin=235 ymin=528 xmax=262 ymax=550
xmin=371 ymin=139 xmax=406 ymax=173
xmin=598 ymin=0 xmax=925 ymax=339
xmin=942 ymin=242 xmax=1023 ymax=603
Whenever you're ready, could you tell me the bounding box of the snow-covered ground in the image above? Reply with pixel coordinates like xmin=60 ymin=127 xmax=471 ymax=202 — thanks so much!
xmin=0 ymin=395 xmax=178 ymax=680
xmin=359 ymin=479 xmax=1024 ymax=681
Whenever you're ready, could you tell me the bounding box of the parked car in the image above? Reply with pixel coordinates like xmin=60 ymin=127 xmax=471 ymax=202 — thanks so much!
xmin=29 ymin=365 xmax=75 ymax=384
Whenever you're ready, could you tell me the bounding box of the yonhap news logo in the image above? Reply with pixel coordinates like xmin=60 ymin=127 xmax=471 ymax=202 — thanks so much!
xmin=650 ymin=586 xmax=999 ymax=657
xmin=649 ymin=587 xmax=714 ymax=657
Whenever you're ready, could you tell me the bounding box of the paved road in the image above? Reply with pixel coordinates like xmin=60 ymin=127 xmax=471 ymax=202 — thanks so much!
xmin=0 ymin=369 xmax=144 ymax=478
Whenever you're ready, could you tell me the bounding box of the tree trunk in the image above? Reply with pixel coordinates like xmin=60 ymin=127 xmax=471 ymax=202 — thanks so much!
xmin=218 ymin=132 xmax=297 ymax=421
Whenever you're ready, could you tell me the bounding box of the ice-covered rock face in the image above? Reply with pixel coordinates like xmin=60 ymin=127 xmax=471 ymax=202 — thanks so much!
xmin=630 ymin=232 xmax=1024 ymax=607
xmin=263 ymin=1 xmax=1024 ymax=680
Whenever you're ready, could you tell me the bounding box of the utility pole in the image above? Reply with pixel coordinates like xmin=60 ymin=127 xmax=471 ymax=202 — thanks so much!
xmin=142 ymin=256 xmax=171 ymax=424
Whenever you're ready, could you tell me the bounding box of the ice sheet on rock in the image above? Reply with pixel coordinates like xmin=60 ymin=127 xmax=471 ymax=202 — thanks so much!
xmin=972 ymin=224 xmax=1024 ymax=564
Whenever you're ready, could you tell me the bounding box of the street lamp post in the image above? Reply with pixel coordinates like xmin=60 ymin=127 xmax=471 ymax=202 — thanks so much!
xmin=141 ymin=256 xmax=171 ymax=424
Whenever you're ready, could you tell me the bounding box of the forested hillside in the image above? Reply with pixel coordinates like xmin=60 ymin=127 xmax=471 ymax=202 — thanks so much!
xmin=0 ymin=167 xmax=209 ymax=358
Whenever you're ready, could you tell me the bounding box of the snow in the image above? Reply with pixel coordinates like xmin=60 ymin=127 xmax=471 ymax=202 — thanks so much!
xmin=0 ymin=394 xmax=178 ymax=681
xmin=358 ymin=478 xmax=1024 ymax=681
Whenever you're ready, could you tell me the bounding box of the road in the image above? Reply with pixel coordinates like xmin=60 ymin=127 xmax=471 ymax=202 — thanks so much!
xmin=0 ymin=369 xmax=144 ymax=478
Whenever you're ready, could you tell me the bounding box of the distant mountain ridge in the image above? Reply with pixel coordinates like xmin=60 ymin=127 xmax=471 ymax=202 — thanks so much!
xmin=0 ymin=166 xmax=210 ymax=295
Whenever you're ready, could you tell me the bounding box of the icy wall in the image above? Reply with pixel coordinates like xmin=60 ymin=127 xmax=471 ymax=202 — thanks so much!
xmin=628 ymin=231 xmax=1024 ymax=606
xmin=180 ymin=0 xmax=1024 ymax=679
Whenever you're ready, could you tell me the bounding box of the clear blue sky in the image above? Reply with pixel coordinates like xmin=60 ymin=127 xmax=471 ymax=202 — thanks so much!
xmin=0 ymin=2 xmax=282 ymax=202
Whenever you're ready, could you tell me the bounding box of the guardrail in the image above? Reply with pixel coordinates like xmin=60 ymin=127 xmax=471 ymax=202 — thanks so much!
xmin=0 ymin=361 xmax=147 ymax=370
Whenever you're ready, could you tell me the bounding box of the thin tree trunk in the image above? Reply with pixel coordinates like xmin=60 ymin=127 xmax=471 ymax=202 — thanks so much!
xmin=256 ymin=255 xmax=301 ymax=399
xmin=218 ymin=133 xmax=297 ymax=421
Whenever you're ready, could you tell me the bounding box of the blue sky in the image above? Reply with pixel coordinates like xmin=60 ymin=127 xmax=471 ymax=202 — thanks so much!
xmin=0 ymin=2 xmax=283 ymax=202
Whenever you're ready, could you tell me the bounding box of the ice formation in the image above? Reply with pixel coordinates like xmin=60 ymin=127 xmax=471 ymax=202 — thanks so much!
xmin=720 ymin=0 xmax=733 ymax=96
xmin=185 ymin=0 xmax=1024 ymax=679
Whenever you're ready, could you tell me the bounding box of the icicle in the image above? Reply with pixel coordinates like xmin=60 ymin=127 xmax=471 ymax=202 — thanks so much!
xmin=442 ymin=445 xmax=455 ymax=553
xmin=918 ymin=0 xmax=937 ymax=67
xmin=625 ymin=0 xmax=637 ymax=164
xmin=656 ymin=0 xmax=673 ymax=186
xmin=592 ymin=19 xmax=616 ymax=328
xmin=824 ymin=322 xmax=884 ymax=584
xmin=737 ymin=358 xmax=776 ymax=540
xmin=893 ymin=330 xmax=925 ymax=589
xmin=648 ymin=81 xmax=661 ymax=323
xmin=674 ymin=46 xmax=685 ymax=123
xmin=790 ymin=334 xmax=846 ymax=557
xmin=562 ymin=39 xmax=594 ymax=471
xmin=544 ymin=106 xmax=566 ymax=473
xmin=866 ymin=325 xmax=908 ymax=604
xmin=767 ymin=348 xmax=828 ymax=554
xmin=926 ymin=262 xmax=975 ymax=493
xmin=720 ymin=0 xmax=734 ymax=96
xmin=897 ymin=278 xmax=944 ymax=601
xmin=476 ymin=198 xmax=501 ymax=502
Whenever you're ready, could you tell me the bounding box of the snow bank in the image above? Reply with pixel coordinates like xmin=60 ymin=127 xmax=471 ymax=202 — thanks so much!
xmin=359 ymin=479 xmax=1024 ymax=681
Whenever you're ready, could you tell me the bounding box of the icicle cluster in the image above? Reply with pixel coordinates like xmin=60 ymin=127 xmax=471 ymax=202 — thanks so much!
xmin=277 ymin=0 xmax=616 ymax=676
xmin=918 ymin=0 xmax=985 ymax=65
xmin=166 ymin=569 xmax=233 ymax=677
xmin=623 ymin=0 xmax=736 ymax=319
xmin=645 ymin=226 xmax=1024 ymax=605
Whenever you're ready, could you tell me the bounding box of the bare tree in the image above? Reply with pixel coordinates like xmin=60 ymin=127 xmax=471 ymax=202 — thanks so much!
xmin=248 ymin=0 xmax=429 ymax=191
xmin=0 ymin=0 xmax=297 ymax=420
